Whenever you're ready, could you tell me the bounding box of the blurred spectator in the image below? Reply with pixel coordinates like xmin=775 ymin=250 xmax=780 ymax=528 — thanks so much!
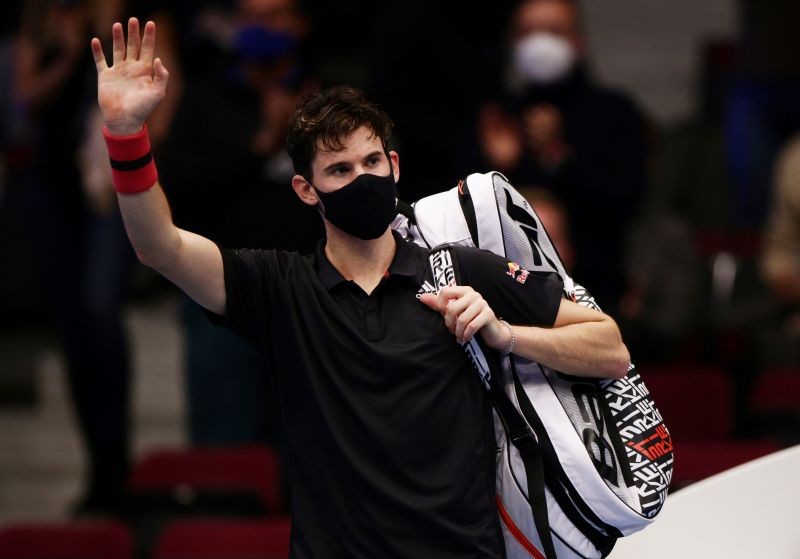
xmin=644 ymin=42 xmax=736 ymax=234
xmin=366 ymin=0 xmax=516 ymax=203
xmin=762 ymin=135 xmax=800 ymax=306
xmin=725 ymin=0 xmax=800 ymax=229
xmin=473 ymin=0 xmax=650 ymax=315
xmin=162 ymin=0 xmax=320 ymax=253
xmin=0 ymin=3 xmax=46 ymax=323
xmin=157 ymin=0 xmax=320 ymax=457
xmin=14 ymin=0 xmax=133 ymax=514
xmin=623 ymin=42 xmax=737 ymax=364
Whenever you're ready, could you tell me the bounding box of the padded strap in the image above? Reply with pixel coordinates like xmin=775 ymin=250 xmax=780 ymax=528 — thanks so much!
xmin=489 ymin=375 xmax=558 ymax=559
xmin=511 ymin=368 xmax=620 ymax=555
xmin=457 ymin=178 xmax=480 ymax=247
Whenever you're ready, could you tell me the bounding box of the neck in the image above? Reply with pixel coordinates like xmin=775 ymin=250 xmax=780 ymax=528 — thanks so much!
xmin=324 ymin=226 xmax=396 ymax=293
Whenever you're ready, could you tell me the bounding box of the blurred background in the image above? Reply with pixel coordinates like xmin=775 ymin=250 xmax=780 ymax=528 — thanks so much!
xmin=1 ymin=0 xmax=799 ymax=557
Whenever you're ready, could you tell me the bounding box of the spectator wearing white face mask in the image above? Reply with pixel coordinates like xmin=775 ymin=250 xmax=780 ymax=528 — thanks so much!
xmin=473 ymin=0 xmax=651 ymax=316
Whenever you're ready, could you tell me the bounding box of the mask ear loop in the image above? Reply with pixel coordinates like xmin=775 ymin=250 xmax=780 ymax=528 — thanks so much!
xmin=386 ymin=154 xmax=399 ymax=200
xmin=306 ymin=178 xmax=327 ymax=217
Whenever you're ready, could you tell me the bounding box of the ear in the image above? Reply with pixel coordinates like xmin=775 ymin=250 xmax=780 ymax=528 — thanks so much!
xmin=291 ymin=175 xmax=319 ymax=207
xmin=389 ymin=150 xmax=400 ymax=183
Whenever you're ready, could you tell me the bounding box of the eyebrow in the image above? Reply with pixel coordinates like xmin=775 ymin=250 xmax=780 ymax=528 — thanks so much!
xmin=322 ymin=151 xmax=385 ymax=174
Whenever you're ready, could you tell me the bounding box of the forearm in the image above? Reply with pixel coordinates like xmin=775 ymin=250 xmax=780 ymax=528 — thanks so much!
xmin=423 ymin=284 xmax=631 ymax=380
xmin=117 ymin=184 xmax=182 ymax=271
xmin=509 ymin=319 xmax=630 ymax=379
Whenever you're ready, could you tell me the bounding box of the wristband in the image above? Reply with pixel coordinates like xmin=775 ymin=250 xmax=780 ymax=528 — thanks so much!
xmin=103 ymin=125 xmax=158 ymax=194
xmin=498 ymin=319 xmax=515 ymax=355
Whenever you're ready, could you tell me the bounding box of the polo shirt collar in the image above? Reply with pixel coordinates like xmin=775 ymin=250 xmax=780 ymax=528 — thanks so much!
xmin=316 ymin=231 xmax=419 ymax=290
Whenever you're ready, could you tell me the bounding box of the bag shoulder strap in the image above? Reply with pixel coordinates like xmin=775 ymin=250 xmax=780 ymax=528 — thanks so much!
xmin=427 ymin=246 xmax=558 ymax=559
xmin=489 ymin=368 xmax=558 ymax=559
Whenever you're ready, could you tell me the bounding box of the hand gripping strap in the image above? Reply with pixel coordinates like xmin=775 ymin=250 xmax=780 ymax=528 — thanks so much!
xmin=103 ymin=125 xmax=158 ymax=194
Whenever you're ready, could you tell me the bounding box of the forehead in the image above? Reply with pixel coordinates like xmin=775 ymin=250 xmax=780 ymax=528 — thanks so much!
xmin=312 ymin=125 xmax=383 ymax=167
xmin=514 ymin=0 xmax=578 ymax=37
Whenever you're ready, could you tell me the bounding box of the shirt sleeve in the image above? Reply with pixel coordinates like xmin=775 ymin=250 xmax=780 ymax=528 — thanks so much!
xmin=206 ymin=245 xmax=276 ymax=351
xmin=452 ymin=245 xmax=563 ymax=327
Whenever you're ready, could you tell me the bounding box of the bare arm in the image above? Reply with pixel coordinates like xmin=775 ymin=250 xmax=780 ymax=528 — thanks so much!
xmin=503 ymin=298 xmax=630 ymax=379
xmin=419 ymin=287 xmax=630 ymax=380
xmin=92 ymin=18 xmax=225 ymax=314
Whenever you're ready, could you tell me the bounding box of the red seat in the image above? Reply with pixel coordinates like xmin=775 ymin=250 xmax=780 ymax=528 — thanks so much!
xmin=153 ymin=517 xmax=291 ymax=559
xmin=643 ymin=364 xmax=785 ymax=489
xmin=670 ymin=439 xmax=782 ymax=488
xmin=0 ymin=521 xmax=132 ymax=559
xmin=129 ymin=445 xmax=282 ymax=512
xmin=643 ymin=365 xmax=733 ymax=440
xmin=751 ymin=367 xmax=800 ymax=413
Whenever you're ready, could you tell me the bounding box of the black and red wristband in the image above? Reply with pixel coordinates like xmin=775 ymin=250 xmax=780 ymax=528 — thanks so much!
xmin=103 ymin=125 xmax=158 ymax=194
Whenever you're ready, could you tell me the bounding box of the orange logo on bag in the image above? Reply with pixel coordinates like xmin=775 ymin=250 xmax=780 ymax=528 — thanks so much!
xmin=627 ymin=424 xmax=673 ymax=461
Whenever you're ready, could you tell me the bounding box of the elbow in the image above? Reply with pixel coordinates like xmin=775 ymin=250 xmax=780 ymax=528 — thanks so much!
xmin=132 ymin=234 xmax=182 ymax=273
xmin=133 ymin=246 xmax=165 ymax=271
xmin=134 ymin=247 xmax=154 ymax=268
xmin=607 ymin=342 xmax=631 ymax=380
xmin=603 ymin=316 xmax=630 ymax=379
xmin=134 ymin=245 xmax=172 ymax=274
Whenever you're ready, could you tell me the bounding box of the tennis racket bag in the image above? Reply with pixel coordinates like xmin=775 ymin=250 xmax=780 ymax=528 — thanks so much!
xmin=393 ymin=172 xmax=674 ymax=559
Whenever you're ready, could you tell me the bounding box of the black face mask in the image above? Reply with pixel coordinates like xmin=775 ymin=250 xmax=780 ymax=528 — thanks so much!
xmin=313 ymin=170 xmax=398 ymax=240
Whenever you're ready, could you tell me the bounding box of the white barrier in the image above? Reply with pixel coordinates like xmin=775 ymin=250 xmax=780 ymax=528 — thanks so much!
xmin=611 ymin=445 xmax=800 ymax=558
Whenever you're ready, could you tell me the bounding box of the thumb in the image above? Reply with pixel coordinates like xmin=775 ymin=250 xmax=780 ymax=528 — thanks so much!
xmin=153 ymin=57 xmax=169 ymax=86
xmin=418 ymin=293 xmax=440 ymax=312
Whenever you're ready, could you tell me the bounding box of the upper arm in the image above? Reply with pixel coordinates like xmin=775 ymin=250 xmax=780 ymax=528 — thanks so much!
xmin=115 ymin=180 xmax=227 ymax=315
xmin=157 ymin=228 xmax=226 ymax=315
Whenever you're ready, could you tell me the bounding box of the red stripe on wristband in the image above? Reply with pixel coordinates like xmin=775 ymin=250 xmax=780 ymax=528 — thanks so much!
xmin=103 ymin=125 xmax=158 ymax=194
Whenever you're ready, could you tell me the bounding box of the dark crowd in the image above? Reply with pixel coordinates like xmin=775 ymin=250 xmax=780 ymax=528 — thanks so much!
xmin=0 ymin=0 xmax=799 ymax=556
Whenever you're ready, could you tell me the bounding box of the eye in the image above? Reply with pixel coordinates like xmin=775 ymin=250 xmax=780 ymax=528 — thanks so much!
xmin=330 ymin=165 xmax=349 ymax=176
xmin=366 ymin=155 xmax=381 ymax=167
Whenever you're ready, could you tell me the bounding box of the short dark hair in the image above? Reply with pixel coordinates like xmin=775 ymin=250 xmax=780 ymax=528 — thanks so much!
xmin=286 ymin=86 xmax=393 ymax=179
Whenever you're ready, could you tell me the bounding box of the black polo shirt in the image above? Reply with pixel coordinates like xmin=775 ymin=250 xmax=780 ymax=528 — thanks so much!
xmin=215 ymin=232 xmax=563 ymax=559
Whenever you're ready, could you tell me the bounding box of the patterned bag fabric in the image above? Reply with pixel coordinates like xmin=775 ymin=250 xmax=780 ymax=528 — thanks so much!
xmin=394 ymin=172 xmax=673 ymax=559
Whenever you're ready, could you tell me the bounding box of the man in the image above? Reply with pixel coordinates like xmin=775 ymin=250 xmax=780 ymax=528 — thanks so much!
xmin=91 ymin=18 xmax=629 ymax=558
xmin=16 ymin=0 xmax=134 ymax=514
xmin=476 ymin=0 xmax=649 ymax=315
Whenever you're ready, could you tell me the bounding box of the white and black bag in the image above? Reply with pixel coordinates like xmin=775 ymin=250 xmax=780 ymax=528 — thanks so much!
xmin=393 ymin=172 xmax=674 ymax=559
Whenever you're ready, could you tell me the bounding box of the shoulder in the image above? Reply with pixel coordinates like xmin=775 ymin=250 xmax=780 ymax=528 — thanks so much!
xmin=448 ymin=244 xmax=502 ymax=265
xmin=449 ymin=244 xmax=561 ymax=285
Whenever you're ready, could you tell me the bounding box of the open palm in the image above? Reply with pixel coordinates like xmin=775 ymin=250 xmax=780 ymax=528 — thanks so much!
xmin=91 ymin=18 xmax=168 ymax=136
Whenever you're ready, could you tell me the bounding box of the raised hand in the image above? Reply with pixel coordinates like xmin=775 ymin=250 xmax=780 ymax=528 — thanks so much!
xmin=91 ymin=18 xmax=168 ymax=136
